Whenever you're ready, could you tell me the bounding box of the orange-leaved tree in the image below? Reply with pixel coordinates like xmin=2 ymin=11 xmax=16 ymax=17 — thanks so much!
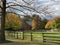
xmin=32 ymin=14 xmax=41 ymax=30
xmin=45 ymin=16 xmax=60 ymax=29
xmin=5 ymin=13 xmax=23 ymax=30
xmin=45 ymin=20 xmax=55 ymax=29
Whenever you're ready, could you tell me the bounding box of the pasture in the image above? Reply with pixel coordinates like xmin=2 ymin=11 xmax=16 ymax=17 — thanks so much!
xmin=0 ymin=30 xmax=60 ymax=45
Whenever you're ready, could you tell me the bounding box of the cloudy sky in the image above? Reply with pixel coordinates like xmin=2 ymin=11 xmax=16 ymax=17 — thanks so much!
xmin=7 ymin=0 xmax=60 ymax=20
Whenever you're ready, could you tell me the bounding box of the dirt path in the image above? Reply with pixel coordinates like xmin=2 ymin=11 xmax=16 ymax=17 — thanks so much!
xmin=0 ymin=39 xmax=42 ymax=45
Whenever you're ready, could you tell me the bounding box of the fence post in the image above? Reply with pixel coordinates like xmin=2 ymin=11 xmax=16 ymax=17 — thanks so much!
xmin=14 ymin=31 xmax=15 ymax=38
xmin=31 ymin=31 xmax=33 ymax=41
xmin=16 ymin=31 xmax=18 ymax=39
xmin=42 ymin=33 xmax=44 ymax=43
xmin=22 ymin=30 xmax=24 ymax=40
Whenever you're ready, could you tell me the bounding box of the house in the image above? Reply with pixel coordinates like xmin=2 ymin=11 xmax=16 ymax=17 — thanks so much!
xmin=24 ymin=21 xmax=32 ymax=30
xmin=21 ymin=16 xmax=32 ymax=30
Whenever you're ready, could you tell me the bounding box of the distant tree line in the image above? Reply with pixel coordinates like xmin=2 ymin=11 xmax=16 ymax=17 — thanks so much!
xmin=5 ymin=13 xmax=60 ymax=31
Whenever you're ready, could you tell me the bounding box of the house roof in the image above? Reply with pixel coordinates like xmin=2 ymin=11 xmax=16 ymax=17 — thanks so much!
xmin=25 ymin=21 xmax=32 ymax=26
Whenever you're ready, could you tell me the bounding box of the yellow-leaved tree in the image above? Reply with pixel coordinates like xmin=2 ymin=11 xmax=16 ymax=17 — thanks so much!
xmin=32 ymin=14 xmax=41 ymax=30
xmin=45 ymin=20 xmax=55 ymax=29
xmin=5 ymin=13 xmax=23 ymax=30
xmin=45 ymin=16 xmax=60 ymax=29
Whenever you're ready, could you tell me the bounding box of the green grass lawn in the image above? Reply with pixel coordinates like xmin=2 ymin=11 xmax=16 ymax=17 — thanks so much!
xmin=0 ymin=31 xmax=60 ymax=45
xmin=3 ymin=31 xmax=43 ymax=45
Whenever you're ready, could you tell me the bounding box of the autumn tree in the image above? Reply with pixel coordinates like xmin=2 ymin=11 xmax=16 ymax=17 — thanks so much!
xmin=45 ymin=20 xmax=54 ymax=29
xmin=41 ymin=19 xmax=48 ymax=29
xmin=53 ymin=16 xmax=60 ymax=29
xmin=45 ymin=16 xmax=60 ymax=30
xmin=5 ymin=13 xmax=23 ymax=30
xmin=32 ymin=14 xmax=41 ymax=30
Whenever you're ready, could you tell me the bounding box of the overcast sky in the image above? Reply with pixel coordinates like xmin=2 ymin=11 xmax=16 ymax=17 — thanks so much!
xmin=7 ymin=0 xmax=60 ymax=20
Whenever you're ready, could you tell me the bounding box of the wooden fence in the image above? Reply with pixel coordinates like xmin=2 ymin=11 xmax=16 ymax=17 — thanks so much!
xmin=42 ymin=32 xmax=60 ymax=45
xmin=5 ymin=30 xmax=60 ymax=45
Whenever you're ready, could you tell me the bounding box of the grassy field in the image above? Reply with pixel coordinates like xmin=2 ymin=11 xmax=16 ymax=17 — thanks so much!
xmin=0 ymin=31 xmax=60 ymax=45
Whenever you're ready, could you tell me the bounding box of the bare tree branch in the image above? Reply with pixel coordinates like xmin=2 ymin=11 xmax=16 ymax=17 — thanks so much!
xmin=22 ymin=0 xmax=31 ymax=5
xmin=6 ymin=2 xmax=13 ymax=4
xmin=7 ymin=4 xmax=41 ymax=14
xmin=7 ymin=7 xmax=27 ymax=14
xmin=6 ymin=12 xmax=27 ymax=16
xmin=6 ymin=0 xmax=58 ymax=18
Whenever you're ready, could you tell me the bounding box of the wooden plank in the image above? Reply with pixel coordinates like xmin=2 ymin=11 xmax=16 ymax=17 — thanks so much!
xmin=44 ymin=36 xmax=60 ymax=38
xmin=31 ymin=32 xmax=33 ymax=41
xmin=45 ymin=41 xmax=60 ymax=44
xmin=45 ymin=40 xmax=60 ymax=44
xmin=45 ymin=38 xmax=60 ymax=41
xmin=42 ymin=32 xmax=60 ymax=34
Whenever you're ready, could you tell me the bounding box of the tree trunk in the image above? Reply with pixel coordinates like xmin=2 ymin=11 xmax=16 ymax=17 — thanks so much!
xmin=0 ymin=0 xmax=6 ymax=42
